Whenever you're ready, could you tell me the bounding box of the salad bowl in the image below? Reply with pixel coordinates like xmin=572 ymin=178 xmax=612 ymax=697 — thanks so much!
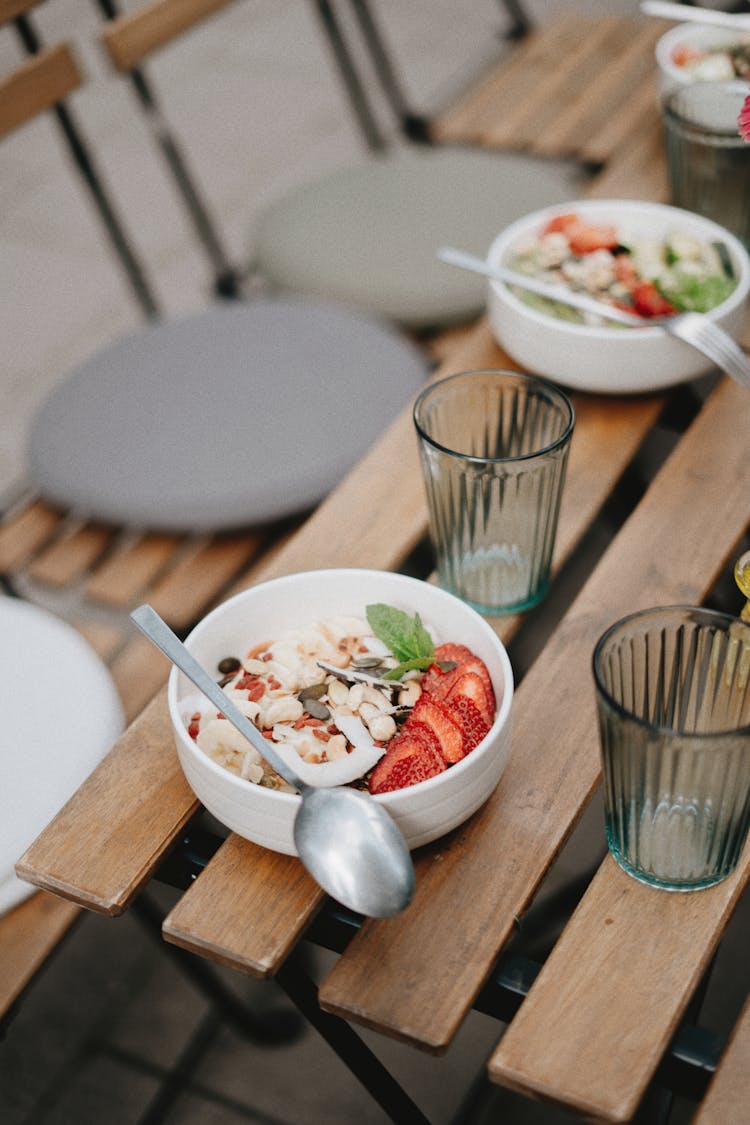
xmin=486 ymin=199 xmax=750 ymax=394
xmin=655 ymin=21 xmax=750 ymax=100
xmin=167 ymin=569 xmax=514 ymax=855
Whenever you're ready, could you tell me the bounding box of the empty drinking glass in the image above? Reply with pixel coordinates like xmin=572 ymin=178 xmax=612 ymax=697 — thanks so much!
xmin=663 ymin=81 xmax=750 ymax=248
xmin=593 ymin=606 xmax=750 ymax=891
xmin=413 ymin=369 xmax=574 ymax=615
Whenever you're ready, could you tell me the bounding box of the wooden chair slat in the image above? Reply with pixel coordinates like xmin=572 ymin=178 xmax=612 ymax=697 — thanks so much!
xmin=85 ymin=532 xmax=183 ymax=606
xmin=0 ymin=43 xmax=82 ymax=139
xmin=0 ymin=0 xmax=45 ymax=23
xmin=26 ymin=523 xmax=114 ymax=587
xmin=318 ymin=377 xmax=750 ymax=1053
xmin=0 ymin=501 xmax=62 ymax=570
xmin=163 ymin=835 xmax=322 ymax=978
xmin=430 ymin=12 xmax=583 ymax=146
xmin=0 ymin=892 xmax=79 ymax=1018
xmin=15 ymin=689 xmax=198 ymax=914
xmin=146 ymin=533 xmax=263 ymax=629
xmin=693 ymin=993 xmax=750 ymax=1125
xmin=100 ymin=0 xmax=236 ymax=73
xmin=488 ymin=852 xmax=750 ymax=1124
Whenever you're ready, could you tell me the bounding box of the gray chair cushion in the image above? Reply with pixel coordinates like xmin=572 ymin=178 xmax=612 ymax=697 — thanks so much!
xmin=252 ymin=147 xmax=585 ymax=330
xmin=27 ymin=298 xmax=428 ymax=532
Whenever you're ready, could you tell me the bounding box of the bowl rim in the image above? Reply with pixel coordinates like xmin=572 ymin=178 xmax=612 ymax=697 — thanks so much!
xmin=655 ymin=21 xmax=750 ymax=81
xmin=167 ymin=567 xmax=514 ymax=810
xmin=486 ymin=198 xmax=750 ymax=338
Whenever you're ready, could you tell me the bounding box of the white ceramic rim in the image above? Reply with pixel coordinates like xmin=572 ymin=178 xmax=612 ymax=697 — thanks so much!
xmin=655 ymin=22 xmax=748 ymax=83
xmin=167 ymin=568 xmax=514 ymax=811
xmin=486 ymin=198 xmax=750 ymax=338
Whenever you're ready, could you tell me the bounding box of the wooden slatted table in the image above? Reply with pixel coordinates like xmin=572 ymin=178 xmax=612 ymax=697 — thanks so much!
xmin=5 ymin=12 xmax=750 ymax=1123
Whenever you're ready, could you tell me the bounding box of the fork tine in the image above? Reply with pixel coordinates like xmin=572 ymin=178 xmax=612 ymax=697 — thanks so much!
xmin=670 ymin=314 xmax=750 ymax=389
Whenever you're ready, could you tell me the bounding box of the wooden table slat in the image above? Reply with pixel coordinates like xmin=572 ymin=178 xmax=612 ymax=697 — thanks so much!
xmin=163 ymin=835 xmax=323 ymax=978
xmin=693 ymin=992 xmax=750 ymax=1125
xmin=15 ymin=689 xmax=198 ymax=914
xmin=431 ymin=12 xmax=584 ymax=146
xmin=488 ymin=852 xmax=750 ymax=1124
xmin=491 ymin=16 xmax=635 ymax=154
xmin=161 ymin=331 xmax=664 ymax=973
xmin=533 ymin=21 xmax=666 ymax=160
xmin=317 ymin=377 xmax=750 ymax=1053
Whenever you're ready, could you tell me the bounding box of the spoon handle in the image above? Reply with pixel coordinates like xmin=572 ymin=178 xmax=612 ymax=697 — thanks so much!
xmin=438 ymin=246 xmax=645 ymax=326
xmin=130 ymin=604 xmax=305 ymax=792
xmin=640 ymin=1 xmax=750 ymax=29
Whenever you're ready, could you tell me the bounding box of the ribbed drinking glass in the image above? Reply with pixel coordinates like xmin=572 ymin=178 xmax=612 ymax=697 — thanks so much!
xmin=593 ymin=606 xmax=750 ymax=891
xmin=413 ymin=369 xmax=574 ymax=615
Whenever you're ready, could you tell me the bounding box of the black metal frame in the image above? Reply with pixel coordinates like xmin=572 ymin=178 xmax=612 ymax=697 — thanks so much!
xmin=11 ymin=13 xmax=160 ymax=320
xmin=92 ymin=0 xmax=242 ymax=299
xmin=313 ymin=0 xmax=532 ymax=151
xmin=151 ymin=820 xmax=727 ymax=1125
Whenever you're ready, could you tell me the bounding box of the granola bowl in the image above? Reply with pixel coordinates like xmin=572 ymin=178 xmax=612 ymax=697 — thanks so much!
xmin=486 ymin=198 xmax=750 ymax=394
xmin=167 ymin=569 xmax=513 ymax=855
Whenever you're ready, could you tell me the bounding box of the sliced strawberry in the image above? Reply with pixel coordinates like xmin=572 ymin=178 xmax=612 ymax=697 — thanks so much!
xmin=444 ymin=694 xmax=491 ymax=753
xmin=567 ymin=222 xmax=619 ymax=256
xmin=433 ymin=642 xmax=474 ymax=665
xmin=410 ymin=696 xmax=465 ymax=763
xmin=446 ymin=670 xmax=495 ymax=726
xmin=369 ymin=730 xmax=446 ymax=794
xmin=421 ymin=661 xmax=460 ymax=699
xmin=540 ymin=212 xmax=580 ymax=237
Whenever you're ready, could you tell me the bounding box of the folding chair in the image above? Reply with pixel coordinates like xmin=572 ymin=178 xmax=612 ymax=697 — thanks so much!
xmin=8 ymin=0 xmax=428 ymax=534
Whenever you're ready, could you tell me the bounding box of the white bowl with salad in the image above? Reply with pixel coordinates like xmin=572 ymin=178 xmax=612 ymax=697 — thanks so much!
xmin=656 ymin=22 xmax=750 ymax=100
xmin=168 ymin=569 xmax=514 ymax=855
xmin=486 ymin=199 xmax=750 ymax=394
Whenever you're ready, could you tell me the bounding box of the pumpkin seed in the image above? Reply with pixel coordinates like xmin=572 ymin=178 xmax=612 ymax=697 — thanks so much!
xmin=298 ymin=682 xmax=328 ymax=702
xmin=304 ymin=699 xmax=330 ymax=721
xmin=352 ymin=656 xmax=385 ymax=670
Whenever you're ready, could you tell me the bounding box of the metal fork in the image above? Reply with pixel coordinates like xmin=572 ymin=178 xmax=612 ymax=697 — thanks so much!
xmin=654 ymin=311 xmax=750 ymax=390
xmin=438 ymin=247 xmax=750 ymax=390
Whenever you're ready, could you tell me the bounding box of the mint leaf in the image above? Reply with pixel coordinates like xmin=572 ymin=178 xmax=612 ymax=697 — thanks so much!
xmin=366 ymin=603 xmax=435 ymax=667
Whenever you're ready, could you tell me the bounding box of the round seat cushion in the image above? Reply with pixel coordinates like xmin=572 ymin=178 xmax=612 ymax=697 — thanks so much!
xmin=27 ymin=297 xmax=428 ymax=532
xmin=252 ymin=147 xmax=584 ymax=330
xmin=0 ymin=597 xmax=124 ymax=916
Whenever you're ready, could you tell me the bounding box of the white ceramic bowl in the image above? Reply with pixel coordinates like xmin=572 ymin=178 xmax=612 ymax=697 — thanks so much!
xmin=655 ymin=22 xmax=750 ymax=101
xmin=167 ymin=569 xmax=514 ymax=855
xmin=486 ymin=199 xmax=750 ymax=395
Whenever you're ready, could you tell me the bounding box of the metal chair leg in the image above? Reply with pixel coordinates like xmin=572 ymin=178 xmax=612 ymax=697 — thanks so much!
xmin=92 ymin=0 xmax=242 ymax=299
xmin=14 ymin=14 xmax=160 ymax=320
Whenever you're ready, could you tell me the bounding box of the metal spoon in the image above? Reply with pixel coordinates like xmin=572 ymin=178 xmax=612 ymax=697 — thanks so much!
xmin=130 ymin=604 xmax=415 ymax=918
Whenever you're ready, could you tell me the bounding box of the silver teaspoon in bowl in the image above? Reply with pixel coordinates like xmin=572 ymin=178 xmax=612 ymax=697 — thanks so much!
xmin=130 ymin=604 xmax=415 ymax=918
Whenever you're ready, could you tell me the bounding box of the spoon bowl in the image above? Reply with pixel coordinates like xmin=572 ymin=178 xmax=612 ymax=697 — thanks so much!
xmin=131 ymin=604 xmax=415 ymax=917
